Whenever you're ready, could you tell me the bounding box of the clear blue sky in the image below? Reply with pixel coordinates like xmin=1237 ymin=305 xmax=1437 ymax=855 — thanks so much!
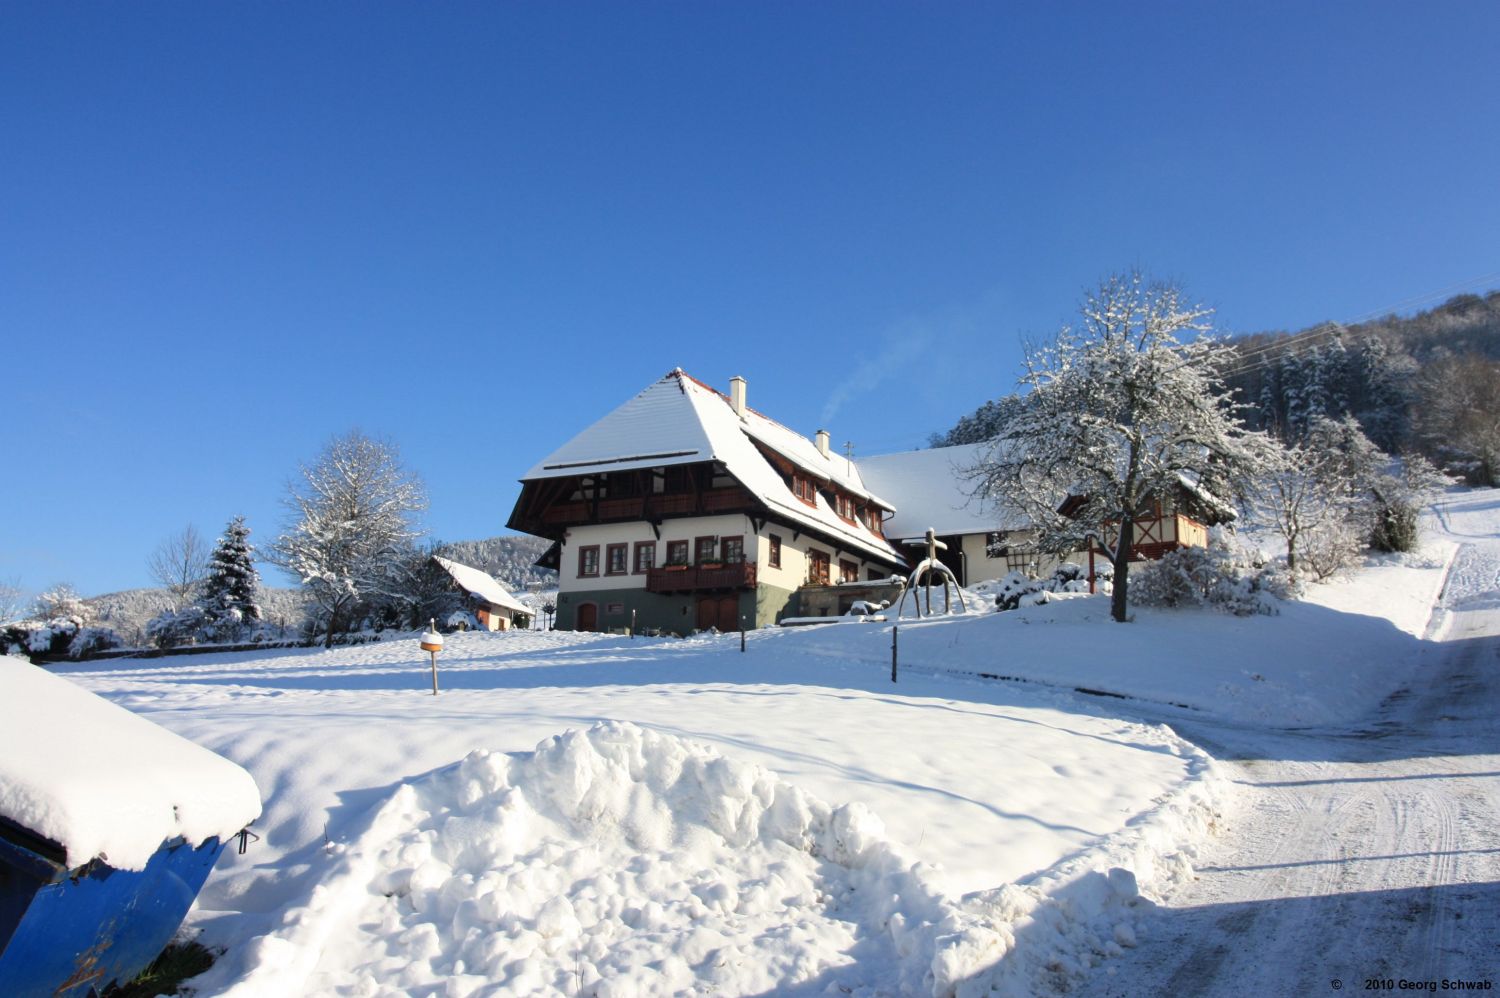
xmin=4 ymin=1 xmax=1498 ymax=598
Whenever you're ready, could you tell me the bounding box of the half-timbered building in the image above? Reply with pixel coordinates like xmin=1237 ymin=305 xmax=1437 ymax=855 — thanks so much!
xmin=506 ymin=369 xmax=907 ymax=633
xmin=859 ymin=444 xmax=1232 ymax=585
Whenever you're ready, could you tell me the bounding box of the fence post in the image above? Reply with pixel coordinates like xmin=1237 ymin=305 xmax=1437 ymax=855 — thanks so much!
xmin=891 ymin=624 xmax=898 ymax=683
xmin=740 ymin=616 xmax=746 ymax=653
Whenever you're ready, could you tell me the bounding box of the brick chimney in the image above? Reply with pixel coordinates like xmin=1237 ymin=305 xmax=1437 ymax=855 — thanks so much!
xmin=729 ymin=376 xmax=747 ymax=418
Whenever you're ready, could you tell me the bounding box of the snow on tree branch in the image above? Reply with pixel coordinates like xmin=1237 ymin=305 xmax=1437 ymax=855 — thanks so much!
xmin=966 ymin=272 xmax=1277 ymax=622
xmin=270 ymin=431 xmax=428 ymax=646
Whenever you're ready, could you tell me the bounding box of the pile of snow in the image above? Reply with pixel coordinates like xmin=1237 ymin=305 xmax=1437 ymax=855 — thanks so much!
xmin=204 ymin=722 xmax=1038 ymax=996
xmin=0 ymin=658 xmax=261 ymax=870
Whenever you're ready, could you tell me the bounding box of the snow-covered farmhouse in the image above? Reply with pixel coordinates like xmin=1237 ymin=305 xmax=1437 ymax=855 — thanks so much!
xmin=857 ymin=443 xmax=1077 ymax=585
xmin=506 ymin=369 xmax=907 ymax=633
xmin=432 ymin=556 xmax=532 ymax=631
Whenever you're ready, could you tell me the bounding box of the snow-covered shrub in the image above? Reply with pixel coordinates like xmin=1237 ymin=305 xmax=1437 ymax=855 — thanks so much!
xmin=1297 ymin=518 xmax=1364 ymax=581
xmin=2 ymin=617 xmax=119 ymax=658
xmin=1050 ymin=562 xmax=1085 ymax=586
xmin=445 ymin=610 xmax=478 ymax=632
xmin=146 ymin=605 xmax=210 ymax=649
xmin=1133 ymin=540 xmax=1300 ymax=616
xmin=1369 ymin=503 xmax=1418 ymax=554
xmin=21 ymin=620 xmax=78 ymax=656
xmin=1131 ymin=548 xmax=1211 ymax=609
xmin=1367 ymin=455 xmax=1443 ymax=554
xmin=204 ymin=606 xmax=247 ymax=643
xmin=67 ymin=626 xmax=121 ymax=659
xmin=2 ymin=624 xmax=28 ymax=657
xmin=991 ymin=562 xmax=1109 ymax=610
xmin=994 ymin=572 xmax=1047 ymax=611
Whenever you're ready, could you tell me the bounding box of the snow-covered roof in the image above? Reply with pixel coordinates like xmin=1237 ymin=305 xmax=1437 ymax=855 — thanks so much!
xmin=0 ymin=658 xmax=262 ymax=871
xmin=1173 ymin=472 xmax=1238 ymax=525
xmin=434 ymin=557 xmax=530 ymax=615
xmin=857 ymin=443 xmax=1030 ymax=539
xmin=522 ymin=370 xmax=901 ymax=564
xmin=523 ymin=372 xmax=718 ymax=480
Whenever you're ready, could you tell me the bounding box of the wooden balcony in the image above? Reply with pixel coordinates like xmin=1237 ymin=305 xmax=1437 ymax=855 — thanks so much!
xmin=646 ymin=562 xmax=757 ymax=594
xmin=538 ymin=487 xmax=756 ymax=527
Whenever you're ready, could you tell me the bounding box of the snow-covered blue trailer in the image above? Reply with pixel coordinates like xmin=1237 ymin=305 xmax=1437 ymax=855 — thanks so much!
xmin=0 ymin=821 xmax=228 ymax=997
xmin=0 ymin=659 xmax=261 ymax=997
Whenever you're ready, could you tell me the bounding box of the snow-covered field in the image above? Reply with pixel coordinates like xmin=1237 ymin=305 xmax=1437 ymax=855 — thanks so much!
xmin=43 ymin=494 xmax=1482 ymax=996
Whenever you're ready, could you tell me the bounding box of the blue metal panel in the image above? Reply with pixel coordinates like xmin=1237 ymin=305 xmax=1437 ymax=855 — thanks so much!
xmin=0 ymin=831 xmax=226 ymax=998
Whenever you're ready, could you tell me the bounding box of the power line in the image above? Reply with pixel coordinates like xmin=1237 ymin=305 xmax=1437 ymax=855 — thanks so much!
xmin=1218 ymin=269 xmax=1500 ymax=381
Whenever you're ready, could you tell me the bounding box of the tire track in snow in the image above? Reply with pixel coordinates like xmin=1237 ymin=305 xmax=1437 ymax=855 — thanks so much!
xmin=1091 ymin=536 xmax=1500 ymax=995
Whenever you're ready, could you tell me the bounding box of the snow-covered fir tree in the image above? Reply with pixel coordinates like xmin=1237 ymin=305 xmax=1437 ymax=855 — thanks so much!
xmin=202 ymin=515 xmax=262 ymax=639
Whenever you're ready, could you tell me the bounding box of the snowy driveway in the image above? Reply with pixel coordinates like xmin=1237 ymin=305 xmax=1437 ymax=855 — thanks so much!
xmin=1092 ymin=503 xmax=1500 ymax=994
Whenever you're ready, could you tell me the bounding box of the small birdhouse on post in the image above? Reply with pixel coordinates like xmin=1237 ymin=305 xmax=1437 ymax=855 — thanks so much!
xmin=420 ymin=619 xmax=444 ymax=696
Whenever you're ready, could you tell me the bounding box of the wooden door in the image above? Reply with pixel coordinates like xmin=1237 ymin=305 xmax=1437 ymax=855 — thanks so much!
xmin=715 ymin=597 xmax=739 ymax=632
xmin=577 ymin=603 xmax=597 ymax=632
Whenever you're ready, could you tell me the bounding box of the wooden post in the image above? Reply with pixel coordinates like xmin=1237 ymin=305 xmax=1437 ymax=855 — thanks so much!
xmin=630 ymin=609 xmax=637 ymax=638
xmin=891 ymin=625 xmax=898 ymax=683
xmin=420 ymin=617 xmax=443 ymax=696
xmin=740 ymin=618 xmax=746 ymax=653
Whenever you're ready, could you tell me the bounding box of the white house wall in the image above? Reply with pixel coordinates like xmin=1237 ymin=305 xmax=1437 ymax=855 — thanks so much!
xmin=557 ymin=514 xmax=898 ymax=595
xmin=558 ymin=515 xmax=752 ymax=592
xmin=956 ymin=530 xmax=1087 ymax=585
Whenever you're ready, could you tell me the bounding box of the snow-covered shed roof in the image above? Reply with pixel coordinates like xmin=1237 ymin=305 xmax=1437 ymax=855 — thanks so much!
xmin=522 ymin=370 xmax=901 ymax=565
xmin=0 ymin=658 xmax=262 ymax=871
xmin=434 ymin=557 xmax=530 ymax=615
xmin=856 ymin=443 xmax=1029 ymax=540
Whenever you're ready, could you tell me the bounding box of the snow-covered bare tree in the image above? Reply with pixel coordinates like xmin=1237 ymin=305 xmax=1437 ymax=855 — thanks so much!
xmin=34 ymin=583 xmax=93 ymax=625
xmin=270 ymin=431 xmax=428 ymax=646
xmin=1255 ymin=437 xmax=1364 ymax=576
xmin=148 ymin=524 xmax=209 ymax=609
xmin=968 ymin=273 xmax=1275 ymax=622
xmin=1256 ymin=415 xmax=1435 ymax=573
xmin=200 ymin=515 xmax=262 ymax=640
xmin=378 ymin=543 xmax=462 ymax=630
xmin=1413 ymin=353 xmax=1500 ymax=486
xmin=0 ymin=578 xmax=26 ymax=626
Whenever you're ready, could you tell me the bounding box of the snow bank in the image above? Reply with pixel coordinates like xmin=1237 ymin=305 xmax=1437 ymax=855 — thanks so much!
xmin=198 ymin=725 xmax=990 ymax=994
xmin=196 ymin=720 xmax=1222 ymax=996
xmin=0 ymin=658 xmax=261 ymax=870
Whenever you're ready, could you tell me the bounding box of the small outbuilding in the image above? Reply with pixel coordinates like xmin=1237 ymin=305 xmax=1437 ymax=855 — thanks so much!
xmin=432 ymin=557 xmax=533 ymax=631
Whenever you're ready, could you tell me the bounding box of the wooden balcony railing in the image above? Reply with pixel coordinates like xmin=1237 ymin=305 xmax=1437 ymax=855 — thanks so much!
xmin=646 ymin=561 xmax=757 ymax=594
xmin=539 ymin=487 xmax=756 ymax=527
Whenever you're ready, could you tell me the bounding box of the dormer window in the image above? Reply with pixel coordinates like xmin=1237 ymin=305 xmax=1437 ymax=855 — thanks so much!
xmin=834 ymin=494 xmax=855 ymax=522
xmin=792 ymin=474 xmax=817 ymax=505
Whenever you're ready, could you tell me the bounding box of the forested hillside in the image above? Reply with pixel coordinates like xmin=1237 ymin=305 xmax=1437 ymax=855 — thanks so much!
xmin=931 ymin=290 xmax=1500 ymax=484
xmin=436 ymin=535 xmax=556 ymax=590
